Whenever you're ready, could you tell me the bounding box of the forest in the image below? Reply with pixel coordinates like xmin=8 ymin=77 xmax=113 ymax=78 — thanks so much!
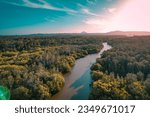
xmin=90 ymin=36 xmax=150 ymax=100
xmin=0 ymin=35 xmax=150 ymax=100
xmin=0 ymin=35 xmax=103 ymax=99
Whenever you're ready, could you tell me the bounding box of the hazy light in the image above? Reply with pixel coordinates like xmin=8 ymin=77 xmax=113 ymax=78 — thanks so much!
xmin=106 ymin=0 xmax=150 ymax=32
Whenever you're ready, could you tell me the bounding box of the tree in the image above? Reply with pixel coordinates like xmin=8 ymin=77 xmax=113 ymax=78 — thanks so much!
xmin=35 ymin=84 xmax=51 ymax=100
xmin=90 ymin=74 xmax=129 ymax=100
xmin=12 ymin=86 xmax=31 ymax=100
xmin=91 ymin=71 xmax=104 ymax=81
xmin=91 ymin=63 xmax=102 ymax=71
xmin=47 ymin=73 xmax=65 ymax=95
xmin=137 ymin=72 xmax=144 ymax=81
xmin=145 ymin=75 xmax=150 ymax=95
xmin=126 ymin=81 xmax=149 ymax=99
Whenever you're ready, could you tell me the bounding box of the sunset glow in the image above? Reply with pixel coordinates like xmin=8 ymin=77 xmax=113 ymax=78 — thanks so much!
xmin=0 ymin=0 xmax=150 ymax=35
xmin=107 ymin=0 xmax=150 ymax=32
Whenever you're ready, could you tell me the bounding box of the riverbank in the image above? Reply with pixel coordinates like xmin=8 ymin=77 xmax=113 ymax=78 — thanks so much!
xmin=52 ymin=42 xmax=112 ymax=100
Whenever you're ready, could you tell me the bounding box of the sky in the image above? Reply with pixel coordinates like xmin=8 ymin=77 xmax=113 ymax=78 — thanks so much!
xmin=0 ymin=0 xmax=150 ymax=35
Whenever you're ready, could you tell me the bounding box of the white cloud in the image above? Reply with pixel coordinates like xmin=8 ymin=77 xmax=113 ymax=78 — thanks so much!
xmin=7 ymin=0 xmax=99 ymax=16
xmin=107 ymin=8 xmax=116 ymax=13
xmin=78 ymin=4 xmax=99 ymax=16
xmin=87 ymin=0 xmax=97 ymax=5
xmin=82 ymin=8 xmax=99 ymax=16
xmin=44 ymin=17 xmax=55 ymax=22
xmin=7 ymin=0 xmax=77 ymax=13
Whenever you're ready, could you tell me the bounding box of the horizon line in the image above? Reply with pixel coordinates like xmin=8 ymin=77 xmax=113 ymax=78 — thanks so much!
xmin=1 ymin=30 xmax=150 ymax=36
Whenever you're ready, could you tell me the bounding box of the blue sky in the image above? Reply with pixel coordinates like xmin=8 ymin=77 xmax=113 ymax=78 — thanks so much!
xmin=1 ymin=0 xmax=150 ymax=35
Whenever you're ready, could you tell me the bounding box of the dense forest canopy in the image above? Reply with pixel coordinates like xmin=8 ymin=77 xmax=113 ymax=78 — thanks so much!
xmin=0 ymin=35 xmax=150 ymax=100
xmin=90 ymin=36 xmax=150 ymax=100
xmin=0 ymin=35 xmax=103 ymax=99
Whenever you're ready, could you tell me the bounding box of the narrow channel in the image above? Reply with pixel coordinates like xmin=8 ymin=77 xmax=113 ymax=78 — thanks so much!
xmin=52 ymin=42 xmax=112 ymax=100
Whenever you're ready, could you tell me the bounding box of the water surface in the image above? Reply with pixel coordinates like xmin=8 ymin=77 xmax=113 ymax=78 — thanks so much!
xmin=52 ymin=42 xmax=112 ymax=100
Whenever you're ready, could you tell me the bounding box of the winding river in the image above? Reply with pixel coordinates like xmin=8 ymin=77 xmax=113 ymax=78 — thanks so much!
xmin=52 ymin=42 xmax=112 ymax=100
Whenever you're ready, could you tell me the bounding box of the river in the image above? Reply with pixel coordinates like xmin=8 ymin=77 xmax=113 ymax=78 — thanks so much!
xmin=52 ymin=42 xmax=112 ymax=100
